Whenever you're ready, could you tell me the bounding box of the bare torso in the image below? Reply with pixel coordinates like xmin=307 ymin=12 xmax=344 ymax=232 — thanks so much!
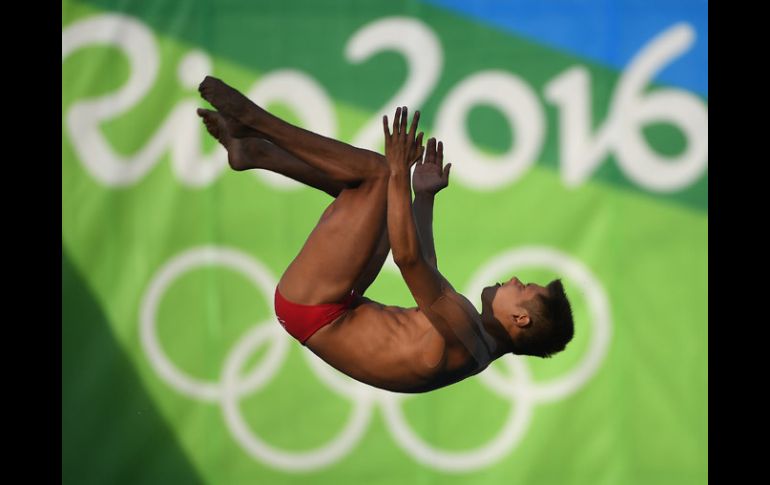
xmin=306 ymin=293 xmax=492 ymax=393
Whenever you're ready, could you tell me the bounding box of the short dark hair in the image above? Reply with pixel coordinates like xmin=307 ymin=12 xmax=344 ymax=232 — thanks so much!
xmin=509 ymin=279 xmax=574 ymax=358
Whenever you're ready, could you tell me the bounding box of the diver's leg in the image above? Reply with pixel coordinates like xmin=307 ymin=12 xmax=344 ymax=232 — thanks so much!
xmin=278 ymin=168 xmax=389 ymax=305
xmin=198 ymin=108 xmax=346 ymax=197
xmin=199 ymin=76 xmax=385 ymax=185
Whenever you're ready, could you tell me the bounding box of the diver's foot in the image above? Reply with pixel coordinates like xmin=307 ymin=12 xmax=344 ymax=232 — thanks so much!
xmin=197 ymin=108 xmax=266 ymax=171
xmin=223 ymin=111 xmax=261 ymax=139
xmin=198 ymin=75 xmax=265 ymax=129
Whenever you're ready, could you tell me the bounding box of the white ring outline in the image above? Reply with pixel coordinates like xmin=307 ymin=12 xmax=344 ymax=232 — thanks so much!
xmin=140 ymin=245 xmax=611 ymax=472
xmin=139 ymin=246 xmax=286 ymax=401
xmin=466 ymin=246 xmax=612 ymax=403
xmin=380 ymin=358 xmax=536 ymax=471
xmin=221 ymin=323 xmax=376 ymax=471
xmin=379 ymin=246 xmax=611 ymax=470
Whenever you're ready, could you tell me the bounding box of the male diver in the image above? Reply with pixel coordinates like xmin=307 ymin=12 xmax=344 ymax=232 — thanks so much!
xmin=197 ymin=76 xmax=573 ymax=393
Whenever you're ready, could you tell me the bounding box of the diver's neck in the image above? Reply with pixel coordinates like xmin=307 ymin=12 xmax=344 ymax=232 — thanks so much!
xmin=480 ymin=309 xmax=513 ymax=359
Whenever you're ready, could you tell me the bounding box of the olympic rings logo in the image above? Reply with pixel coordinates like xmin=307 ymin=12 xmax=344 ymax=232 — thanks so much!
xmin=140 ymin=245 xmax=611 ymax=472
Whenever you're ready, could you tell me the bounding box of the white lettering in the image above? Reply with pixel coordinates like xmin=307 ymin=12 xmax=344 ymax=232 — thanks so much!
xmin=545 ymin=23 xmax=707 ymax=192
xmin=63 ymin=15 xmax=707 ymax=194
xmin=346 ymin=17 xmax=442 ymax=152
xmin=435 ymin=71 xmax=545 ymax=189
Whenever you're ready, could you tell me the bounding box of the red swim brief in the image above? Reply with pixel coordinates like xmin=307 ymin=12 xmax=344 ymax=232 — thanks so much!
xmin=274 ymin=287 xmax=358 ymax=345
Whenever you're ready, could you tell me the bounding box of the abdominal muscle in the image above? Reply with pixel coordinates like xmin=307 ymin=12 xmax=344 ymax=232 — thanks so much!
xmin=305 ymin=297 xmax=470 ymax=393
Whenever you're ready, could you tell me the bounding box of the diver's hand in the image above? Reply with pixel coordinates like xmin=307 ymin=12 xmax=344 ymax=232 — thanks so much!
xmin=413 ymin=137 xmax=451 ymax=195
xmin=383 ymin=106 xmax=424 ymax=174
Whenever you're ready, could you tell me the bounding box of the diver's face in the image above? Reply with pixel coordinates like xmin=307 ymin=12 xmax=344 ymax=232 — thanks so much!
xmin=482 ymin=276 xmax=549 ymax=324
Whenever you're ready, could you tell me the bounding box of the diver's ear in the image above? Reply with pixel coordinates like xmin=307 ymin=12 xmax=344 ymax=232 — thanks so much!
xmin=511 ymin=311 xmax=531 ymax=327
